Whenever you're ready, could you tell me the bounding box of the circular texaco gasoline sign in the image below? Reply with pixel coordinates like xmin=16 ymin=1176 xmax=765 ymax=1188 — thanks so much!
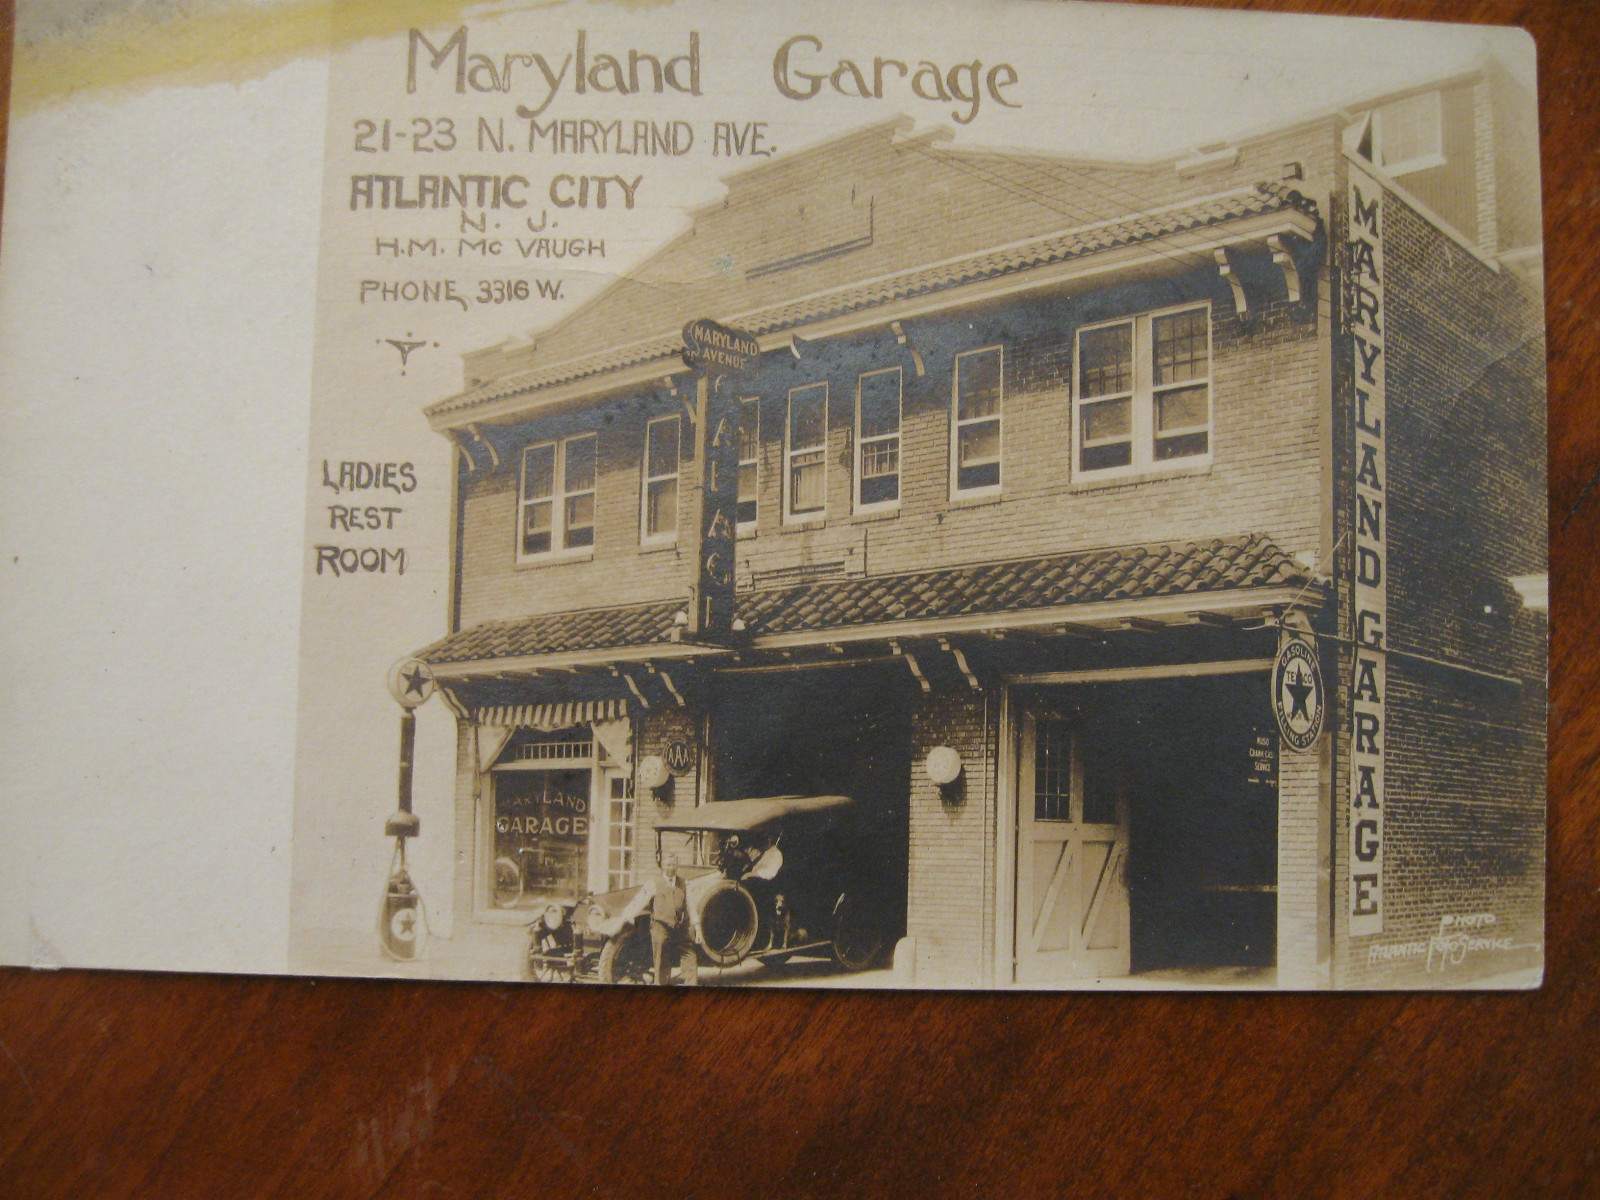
xmin=387 ymin=657 xmax=436 ymax=709
xmin=1273 ymin=638 xmax=1325 ymax=752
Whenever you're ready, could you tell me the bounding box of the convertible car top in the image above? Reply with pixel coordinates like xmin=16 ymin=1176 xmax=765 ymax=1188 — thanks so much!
xmin=654 ymin=794 xmax=854 ymax=834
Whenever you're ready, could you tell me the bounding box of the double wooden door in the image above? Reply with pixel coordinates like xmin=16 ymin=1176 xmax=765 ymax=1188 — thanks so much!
xmin=1015 ymin=713 xmax=1130 ymax=984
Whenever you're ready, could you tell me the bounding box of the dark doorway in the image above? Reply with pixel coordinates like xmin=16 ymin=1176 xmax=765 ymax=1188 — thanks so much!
xmin=710 ymin=665 xmax=913 ymax=926
xmin=1072 ymin=673 xmax=1278 ymax=971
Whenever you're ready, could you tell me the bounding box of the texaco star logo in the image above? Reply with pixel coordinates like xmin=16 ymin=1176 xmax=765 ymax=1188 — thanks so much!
xmin=389 ymin=906 xmax=417 ymax=944
xmin=1273 ymin=638 xmax=1325 ymax=752
xmin=387 ymin=657 xmax=436 ymax=709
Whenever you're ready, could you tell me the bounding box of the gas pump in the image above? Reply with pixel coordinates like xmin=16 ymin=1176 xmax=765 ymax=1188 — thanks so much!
xmin=380 ymin=656 xmax=436 ymax=960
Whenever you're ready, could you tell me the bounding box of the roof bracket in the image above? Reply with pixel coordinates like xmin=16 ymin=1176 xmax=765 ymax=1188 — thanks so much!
xmin=448 ymin=430 xmax=478 ymax=474
xmin=1268 ymin=235 xmax=1302 ymax=303
xmin=890 ymin=639 xmax=931 ymax=694
xmin=610 ymin=665 xmax=651 ymax=710
xmin=1214 ymin=247 xmax=1248 ymax=313
xmin=939 ymin=637 xmax=981 ymax=692
xmin=890 ymin=321 xmax=927 ymax=378
xmin=649 ymin=663 xmax=687 ymax=707
xmin=465 ymin=424 xmax=500 ymax=470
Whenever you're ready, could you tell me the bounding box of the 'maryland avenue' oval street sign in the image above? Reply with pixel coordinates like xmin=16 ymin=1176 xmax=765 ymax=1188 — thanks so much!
xmin=683 ymin=318 xmax=760 ymax=373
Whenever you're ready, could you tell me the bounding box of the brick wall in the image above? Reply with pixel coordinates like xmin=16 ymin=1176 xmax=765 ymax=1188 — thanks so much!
xmin=906 ymin=689 xmax=996 ymax=988
xmin=453 ymin=270 xmax=1328 ymax=633
xmin=1332 ymin=175 xmax=1546 ymax=987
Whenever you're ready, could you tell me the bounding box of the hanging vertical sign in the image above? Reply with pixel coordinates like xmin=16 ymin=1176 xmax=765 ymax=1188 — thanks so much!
xmin=1347 ymin=166 xmax=1387 ymax=937
xmin=681 ymin=319 xmax=757 ymax=641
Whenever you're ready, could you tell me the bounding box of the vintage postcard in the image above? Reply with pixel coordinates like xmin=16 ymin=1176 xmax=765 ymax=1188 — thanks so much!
xmin=0 ymin=0 xmax=1547 ymax=989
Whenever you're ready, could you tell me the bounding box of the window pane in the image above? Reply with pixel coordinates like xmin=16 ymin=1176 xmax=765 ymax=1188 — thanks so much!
xmin=522 ymin=444 xmax=555 ymax=500
xmin=738 ymin=400 xmax=759 ymax=461
xmin=1080 ymin=398 xmax=1131 ymax=444
xmin=647 ymin=478 xmax=676 ymax=536
xmin=647 ymin=419 xmax=678 ymax=479
xmin=858 ymin=371 xmax=900 ymax=438
xmin=790 ymin=386 xmax=826 ymax=449
xmin=1153 ymin=311 xmax=1208 ymax=386
xmin=958 ymin=420 xmax=999 ymax=466
xmin=1081 ymin=442 xmax=1132 ymax=472
xmin=957 ymin=459 xmax=1000 ymax=491
xmin=1155 ymin=431 xmax=1209 ymax=461
xmin=1156 ymin=385 xmax=1209 ymax=433
xmin=560 ymin=492 xmax=592 ymax=534
xmin=522 ymin=500 xmax=552 ymax=555
xmin=791 ymin=452 xmax=825 ymax=512
xmin=957 ymin=349 xmax=1002 ymax=421
xmin=861 ymin=472 xmax=899 ymax=506
xmin=564 ymin=434 xmax=596 ymax=491
xmin=737 ymin=463 xmax=757 ymax=526
xmin=1078 ymin=324 xmax=1132 ymax=397
xmin=860 ymin=439 xmax=899 ymax=479
xmin=1033 ymin=720 xmax=1072 ymax=822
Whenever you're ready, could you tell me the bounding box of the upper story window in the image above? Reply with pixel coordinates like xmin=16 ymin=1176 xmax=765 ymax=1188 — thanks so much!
xmin=855 ymin=367 xmax=902 ymax=511
xmin=519 ymin=433 xmax=596 ymax=560
xmin=1375 ymin=91 xmax=1444 ymax=176
xmin=1075 ymin=304 xmax=1211 ymax=477
xmin=642 ymin=415 xmax=679 ymax=543
xmin=953 ymin=347 xmax=1003 ymax=496
xmin=786 ymin=383 xmax=828 ymax=522
xmin=737 ymin=397 xmax=760 ymax=531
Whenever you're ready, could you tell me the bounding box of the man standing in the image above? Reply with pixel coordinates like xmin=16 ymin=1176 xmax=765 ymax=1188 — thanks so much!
xmin=646 ymin=852 xmax=698 ymax=986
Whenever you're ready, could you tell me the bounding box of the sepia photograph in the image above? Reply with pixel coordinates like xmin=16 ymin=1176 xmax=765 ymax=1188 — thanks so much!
xmin=282 ymin=1 xmax=1547 ymax=991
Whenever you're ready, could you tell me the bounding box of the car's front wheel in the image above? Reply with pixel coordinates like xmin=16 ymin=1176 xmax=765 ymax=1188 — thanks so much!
xmin=597 ymin=924 xmax=653 ymax=984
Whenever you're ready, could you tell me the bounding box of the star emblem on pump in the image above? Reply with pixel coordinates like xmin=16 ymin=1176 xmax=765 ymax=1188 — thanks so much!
xmin=1273 ymin=638 xmax=1325 ymax=752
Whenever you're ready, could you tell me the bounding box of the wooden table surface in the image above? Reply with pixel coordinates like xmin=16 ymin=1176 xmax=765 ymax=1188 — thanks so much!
xmin=0 ymin=1 xmax=1594 ymax=1197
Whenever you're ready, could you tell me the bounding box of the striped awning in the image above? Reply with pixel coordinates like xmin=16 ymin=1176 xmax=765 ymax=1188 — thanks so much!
xmin=473 ymin=699 xmax=629 ymax=729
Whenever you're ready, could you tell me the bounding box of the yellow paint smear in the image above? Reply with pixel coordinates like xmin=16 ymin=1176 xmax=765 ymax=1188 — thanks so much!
xmin=10 ymin=0 xmax=667 ymax=114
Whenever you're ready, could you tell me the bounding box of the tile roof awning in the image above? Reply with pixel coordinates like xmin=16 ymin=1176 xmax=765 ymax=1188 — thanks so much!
xmin=418 ymin=534 xmax=1314 ymax=677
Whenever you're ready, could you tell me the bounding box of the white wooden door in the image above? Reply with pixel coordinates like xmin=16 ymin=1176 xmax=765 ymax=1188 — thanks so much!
xmin=1015 ymin=713 xmax=1130 ymax=983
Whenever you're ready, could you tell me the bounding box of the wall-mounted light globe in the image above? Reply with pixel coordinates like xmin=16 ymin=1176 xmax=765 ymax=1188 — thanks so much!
xmin=925 ymin=745 xmax=964 ymax=786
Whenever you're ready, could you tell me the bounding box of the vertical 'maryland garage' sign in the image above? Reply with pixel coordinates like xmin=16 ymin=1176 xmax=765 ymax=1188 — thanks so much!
xmin=1348 ymin=165 xmax=1387 ymax=936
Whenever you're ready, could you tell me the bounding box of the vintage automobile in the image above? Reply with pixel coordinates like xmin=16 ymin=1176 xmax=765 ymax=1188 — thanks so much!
xmin=525 ymin=794 xmax=894 ymax=983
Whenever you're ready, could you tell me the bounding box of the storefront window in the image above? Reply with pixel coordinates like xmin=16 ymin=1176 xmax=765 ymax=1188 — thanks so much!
xmin=491 ymin=762 xmax=593 ymax=908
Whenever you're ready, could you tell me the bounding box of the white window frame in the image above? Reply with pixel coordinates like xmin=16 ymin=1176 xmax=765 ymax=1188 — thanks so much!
xmin=479 ymin=741 xmax=598 ymax=922
xmin=516 ymin=433 xmax=597 ymax=564
xmin=854 ymin=367 xmax=903 ymax=514
xmin=784 ymin=383 xmax=829 ymax=524
xmin=641 ymin=414 xmax=680 ymax=545
xmin=1072 ymin=302 xmax=1213 ymax=481
xmin=951 ymin=346 xmax=1004 ymax=499
xmin=737 ymin=396 xmax=760 ymax=534
xmin=1375 ymin=90 xmax=1445 ymax=177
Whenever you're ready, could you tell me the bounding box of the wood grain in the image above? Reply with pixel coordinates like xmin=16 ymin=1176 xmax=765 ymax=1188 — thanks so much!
xmin=0 ymin=1 xmax=1594 ymax=1197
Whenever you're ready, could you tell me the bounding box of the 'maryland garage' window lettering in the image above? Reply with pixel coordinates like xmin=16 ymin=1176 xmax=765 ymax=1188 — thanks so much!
xmin=1348 ymin=166 xmax=1388 ymax=938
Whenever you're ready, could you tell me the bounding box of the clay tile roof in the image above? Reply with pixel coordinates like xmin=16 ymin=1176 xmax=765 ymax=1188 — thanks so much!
xmin=428 ymin=181 xmax=1316 ymax=421
xmin=416 ymin=533 xmax=1307 ymax=668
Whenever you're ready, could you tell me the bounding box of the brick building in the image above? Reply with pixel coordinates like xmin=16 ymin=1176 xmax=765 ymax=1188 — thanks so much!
xmin=409 ymin=60 xmax=1545 ymax=988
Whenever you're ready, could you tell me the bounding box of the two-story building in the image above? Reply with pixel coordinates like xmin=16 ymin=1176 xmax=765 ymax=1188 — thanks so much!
xmin=408 ymin=59 xmax=1545 ymax=988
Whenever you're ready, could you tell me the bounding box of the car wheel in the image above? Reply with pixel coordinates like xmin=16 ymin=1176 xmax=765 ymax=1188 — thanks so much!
xmin=492 ymin=857 xmax=522 ymax=908
xmin=696 ymin=879 xmax=760 ymax=966
xmin=832 ymin=895 xmax=885 ymax=972
xmin=598 ymin=924 xmax=652 ymax=984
